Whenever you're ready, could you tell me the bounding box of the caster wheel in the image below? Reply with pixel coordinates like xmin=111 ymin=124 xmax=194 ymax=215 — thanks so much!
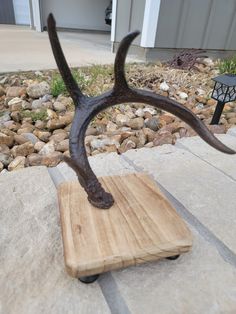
xmin=79 ymin=274 xmax=99 ymax=284
xmin=166 ymin=255 xmax=180 ymax=260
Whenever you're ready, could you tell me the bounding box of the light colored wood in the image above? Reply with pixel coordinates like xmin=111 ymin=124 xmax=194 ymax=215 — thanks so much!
xmin=58 ymin=173 xmax=192 ymax=278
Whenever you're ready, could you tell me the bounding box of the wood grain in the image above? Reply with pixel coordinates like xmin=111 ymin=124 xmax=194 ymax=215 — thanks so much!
xmin=58 ymin=173 xmax=192 ymax=277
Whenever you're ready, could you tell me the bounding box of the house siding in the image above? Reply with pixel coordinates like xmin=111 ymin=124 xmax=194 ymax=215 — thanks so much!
xmin=155 ymin=0 xmax=236 ymax=50
xmin=115 ymin=0 xmax=145 ymax=45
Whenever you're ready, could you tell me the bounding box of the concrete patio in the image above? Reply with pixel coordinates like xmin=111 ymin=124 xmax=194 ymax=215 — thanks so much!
xmin=1 ymin=128 xmax=236 ymax=313
xmin=0 ymin=25 xmax=140 ymax=73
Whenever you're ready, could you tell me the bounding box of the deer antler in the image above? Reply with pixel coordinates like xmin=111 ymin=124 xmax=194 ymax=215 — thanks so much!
xmin=47 ymin=14 xmax=235 ymax=209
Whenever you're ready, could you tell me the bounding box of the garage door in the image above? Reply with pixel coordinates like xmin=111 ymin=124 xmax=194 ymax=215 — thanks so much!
xmin=13 ymin=0 xmax=30 ymax=25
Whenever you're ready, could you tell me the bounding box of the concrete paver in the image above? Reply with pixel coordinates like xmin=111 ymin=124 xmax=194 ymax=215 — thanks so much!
xmin=113 ymin=228 xmax=236 ymax=314
xmin=123 ymin=144 xmax=236 ymax=253
xmin=177 ymin=133 xmax=236 ymax=179
xmin=0 ymin=166 xmax=110 ymax=314
xmin=0 ymin=25 xmax=140 ymax=73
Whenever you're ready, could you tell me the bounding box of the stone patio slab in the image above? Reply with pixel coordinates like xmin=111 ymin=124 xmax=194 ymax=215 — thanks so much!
xmin=0 ymin=166 xmax=110 ymax=314
xmin=112 ymin=228 xmax=236 ymax=314
xmin=176 ymin=133 xmax=236 ymax=180
xmin=123 ymin=144 xmax=236 ymax=253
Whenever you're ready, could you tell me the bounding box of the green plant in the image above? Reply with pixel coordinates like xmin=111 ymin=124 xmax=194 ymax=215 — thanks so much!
xmin=50 ymin=69 xmax=90 ymax=97
xmin=21 ymin=109 xmax=48 ymax=122
xmin=218 ymin=55 xmax=236 ymax=74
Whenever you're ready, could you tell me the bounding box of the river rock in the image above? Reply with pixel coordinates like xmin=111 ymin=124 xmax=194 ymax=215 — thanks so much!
xmin=179 ymin=92 xmax=188 ymax=100
xmin=143 ymin=107 xmax=157 ymax=115
xmin=53 ymin=101 xmax=66 ymax=112
xmin=56 ymin=139 xmax=69 ymax=152
xmin=26 ymin=81 xmax=50 ymax=98
xmin=0 ymin=153 xmax=13 ymax=167
xmin=32 ymin=99 xmax=43 ymax=109
xmin=128 ymin=117 xmax=144 ymax=130
xmin=135 ymin=108 xmax=145 ymax=117
xmin=34 ymin=141 xmax=45 ymax=152
xmin=145 ymin=117 xmax=160 ymax=131
xmin=160 ymin=81 xmax=169 ymax=91
xmin=0 ymin=86 xmax=5 ymax=97
xmin=27 ymin=151 xmax=62 ymax=167
xmin=50 ymin=131 xmax=67 ymax=142
xmin=6 ymin=86 xmax=26 ymax=97
xmin=39 ymin=141 xmax=55 ymax=155
xmin=118 ymin=138 xmax=136 ymax=153
xmin=0 ymin=132 xmax=14 ymax=147
xmin=0 ymin=161 xmax=3 ymax=171
xmin=11 ymin=142 xmax=34 ymax=157
xmin=0 ymin=111 xmax=11 ymax=125
xmin=115 ymin=114 xmax=130 ymax=127
xmin=8 ymin=97 xmax=22 ymax=111
xmin=14 ymin=134 xmax=29 ymax=145
xmin=21 ymin=133 xmax=39 ymax=145
xmin=33 ymin=130 xmax=51 ymax=142
xmin=153 ymin=131 xmax=173 ymax=146
xmin=8 ymin=156 xmax=25 ymax=171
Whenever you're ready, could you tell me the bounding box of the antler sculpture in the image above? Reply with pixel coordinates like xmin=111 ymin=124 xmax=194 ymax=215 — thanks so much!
xmin=47 ymin=14 xmax=235 ymax=209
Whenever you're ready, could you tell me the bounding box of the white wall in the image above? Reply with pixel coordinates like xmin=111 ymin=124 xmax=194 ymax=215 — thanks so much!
xmin=41 ymin=0 xmax=111 ymax=31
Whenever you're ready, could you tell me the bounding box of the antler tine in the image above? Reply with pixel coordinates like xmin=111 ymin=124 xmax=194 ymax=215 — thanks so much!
xmin=47 ymin=13 xmax=84 ymax=103
xmin=113 ymin=30 xmax=140 ymax=90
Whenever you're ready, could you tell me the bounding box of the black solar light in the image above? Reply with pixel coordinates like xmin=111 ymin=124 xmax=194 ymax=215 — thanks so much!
xmin=210 ymin=74 xmax=236 ymax=125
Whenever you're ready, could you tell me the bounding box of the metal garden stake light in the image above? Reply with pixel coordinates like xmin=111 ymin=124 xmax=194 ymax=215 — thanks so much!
xmin=210 ymin=74 xmax=236 ymax=125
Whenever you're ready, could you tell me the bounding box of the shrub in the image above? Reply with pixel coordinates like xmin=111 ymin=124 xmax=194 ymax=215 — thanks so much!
xmin=218 ymin=55 xmax=236 ymax=74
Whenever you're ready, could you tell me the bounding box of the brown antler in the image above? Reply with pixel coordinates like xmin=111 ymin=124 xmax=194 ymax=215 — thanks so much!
xmin=47 ymin=14 xmax=235 ymax=209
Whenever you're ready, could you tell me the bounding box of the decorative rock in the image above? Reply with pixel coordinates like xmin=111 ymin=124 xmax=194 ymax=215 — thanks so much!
xmin=56 ymin=139 xmax=69 ymax=152
xmin=86 ymin=127 xmax=98 ymax=136
xmin=26 ymin=81 xmax=50 ymax=98
xmin=160 ymin=81 xmax=169 ymax=91
xmin=0 ymin=144 xmax=10 ymax=154
xmin=47 ymin=109 xmax=57 ymax=120
xmin=10 ymin=111 xmax=21 ymax=123
xmin=53 ymin=101 xmax=66 ymax=112
xmin=135 ymin=108 xmax=145 ymax=117
xmin=208 ymin=124 xmax=226 ymax=134
xmin=11 ymin=142 xmax=34 ymax=157
xmin=0 ymin=132 xmax=14 ymax=147
xmin=118 ymin=138 xmax=136 ymax=154
xmin=34 ymin=141 xmax=45 ymax=152
xmin=228 ymin=117 xmax=236 ymax=125
xmin=56 ymin=95 xmax=72 ymax=107
xmin=0 ymin=153 xmax=13 ymax=167
xmin=21 ymin=133 xmax=39 ymax=145
xmin=179 ymin=92 xmax=188 ymax=100
xmin=115 ymin=114 xmax=130 ymax=127
xmin=32 ymin=99 xmax=43 ymax=109
xmin=50 ymin=131 xmax=67 ymax=143
xmin=3 ymin=120 xmax=20 ymax=132
xmin=42 ymin=152 xmax=63 ymax=167
xmin=8 ymin=156 xmax=25 ymax=171
xmin=6 ymin=86 xmax=26 ymax=97
xmin=145 ymin=117 xmax=160 ymax=131
xmin=47 ymin=113 xmax=73 ymax=130
xmin=22 ymin=100 xmax=32 ymax=110
xmin=8 ymin=97 xmax=22 ymax=111
xmin=90 ymin=136 xmax=121 ymax=150
xmin=106 ymin=121 xmax=117 ymax=132
xmin=0 ymin=86 xmax=5 ymax=97
xmin=143 ymin=107 xmax=157 ymax=115
xmin=33 ymin=130 xmax=51 ymax=142
xmin=0 ymin=161 xmax=3 ymax=171
xmin=195 ymin=103 xmax=204 ymax=110
xmin=207 ymin=98 xmax=217 ymax=106
xmin=153 ymin=131 xmax=173 ymax=146
xmin=160 ymin=114 xmax=175 ymax=124
xmin=96 ymin=124 xmax=107 ymax=134
xmin=0 ymin=111 xmax=11 ymax=125
xmin=143 ymin=128 xmax=156 ymax=142
xmin=39 ymin=141 xmax=55 ymax=155
xmin=14 ymin=134 xmax=29 ymax=145
xmin=34 ymin=120 xmax=46 ymax=129
xmin=128 ymin=117 xmax=144 ymax=130
xmin=17 ymin=125 xmax=34 ymax=135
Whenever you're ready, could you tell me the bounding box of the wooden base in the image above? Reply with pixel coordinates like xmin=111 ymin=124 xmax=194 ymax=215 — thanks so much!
xmin=58 ymin=173 xmax=192 ymax=278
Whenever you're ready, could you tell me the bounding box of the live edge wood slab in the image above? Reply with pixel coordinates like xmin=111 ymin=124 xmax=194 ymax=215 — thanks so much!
xmin=58 ymin=173 xmax=192 ymax=278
